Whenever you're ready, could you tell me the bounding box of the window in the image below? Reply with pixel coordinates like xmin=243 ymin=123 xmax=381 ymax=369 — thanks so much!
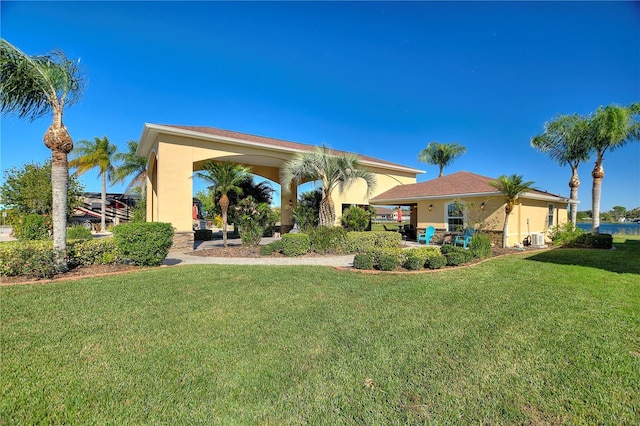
xmin=447 ymin=203 xmax=464 ymax=232
xmin=547 ymin=204 xmax=555 ymax=227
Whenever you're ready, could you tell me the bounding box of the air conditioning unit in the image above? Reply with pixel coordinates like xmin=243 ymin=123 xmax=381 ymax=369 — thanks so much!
xmin=531 ymin=233 xmax=546 ymax=246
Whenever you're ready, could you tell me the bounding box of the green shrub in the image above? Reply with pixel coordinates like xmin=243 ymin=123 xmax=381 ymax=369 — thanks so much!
xmin=13 ymin=214 xmax=51 ymax=241
xmin=470 ymin=233 xmax=492 ymax=259
xmin=445 ymin=251 xmax=473 ymax=266
xmin=345 ymin=231 xmax=401 ymax=253
xmin=259 ymin=240 xmax=283 ymax=255
xmin=309 ymin=226 xmax=347 ymax=254
xmin=549 ymin=223 xmax=585 ymax=247
xmin=403 ymin=251 xmax=425 ymax=271
xmin=68 ymin=238 xmax=119 ymax=266
xmin=281 ymin=233 xmax=311 ymax=257
xmin=425 ymin=254 xmax=447 ymax=270
xmin=194 ymin=229 xmax=213 ymax=241
xmin=353 ymin=252 xmax=375 ymax=270
xmin=67 ymin=225 xmax=93 ymax=241
xmin=572 ymin=233 xmax=614 ymax=249
xmin=378 ymin=253 xmax=399 ymax=271
xmin=111 ymin=222 xmax=174 ymax=266
xmin=439 ymin=244 xmax=457 ymax=255
xmin=341 ymin=206 xmax=374 ymax=231
xmin=0 ymin=240 xmax=58 ymax=278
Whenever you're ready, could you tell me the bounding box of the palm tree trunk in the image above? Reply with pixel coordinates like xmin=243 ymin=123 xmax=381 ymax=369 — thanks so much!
xmin=220 ymin=194 xmax=229 ymax=247
xmin=319 ymin=193 xmax=335 ymax=227
xmin=101 ymin=172 xmax=107 ymax=232
xmin=591 ymin=155 xmax=605 ymax=234
xmin=502 ymin=212 xmax=509 ymax=248
xmin=44 ymin=119 xmax=73 ymax=270
xmin=439 ymin=165 xmax=444 ymax=177
xmin=568 ymin=166 xmax=580 ymax=225
xmin=51 ymin=150 xmax=68 ymax=269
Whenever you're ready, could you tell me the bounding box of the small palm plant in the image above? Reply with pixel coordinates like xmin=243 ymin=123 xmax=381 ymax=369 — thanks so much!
xmin=489 ymin=174 xmax=535 ymax=248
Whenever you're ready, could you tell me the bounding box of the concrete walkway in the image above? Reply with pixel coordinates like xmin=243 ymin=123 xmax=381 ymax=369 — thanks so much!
xmin=164 ymin=236 xmax=356 ymax=267
xmin=163 ymin=235 xmax=426 ymax=268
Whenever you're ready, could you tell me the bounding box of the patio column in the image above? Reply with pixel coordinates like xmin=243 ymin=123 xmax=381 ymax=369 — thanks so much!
xmin=280 ymin=182 xmax=297 ymax=233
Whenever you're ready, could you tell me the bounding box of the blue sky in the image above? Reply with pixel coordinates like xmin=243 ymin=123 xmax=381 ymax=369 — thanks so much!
xmin=1 ymin=1 xmax=638 ymax=211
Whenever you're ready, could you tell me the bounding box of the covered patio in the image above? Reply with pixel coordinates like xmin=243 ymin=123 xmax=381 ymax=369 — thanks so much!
xmin=137 ymin=124 xmax=423 ymax=249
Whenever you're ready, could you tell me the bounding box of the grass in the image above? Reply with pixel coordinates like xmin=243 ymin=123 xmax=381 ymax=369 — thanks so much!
xmin=1 ymin=237 xmax=639 ymax=424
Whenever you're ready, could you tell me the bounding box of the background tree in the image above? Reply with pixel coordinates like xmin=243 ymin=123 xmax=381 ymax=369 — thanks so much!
xmin=0 ymin=39 xmax=84 ymax=268
xmin=196 ymin=161 xmax=251 ymax=247
xmin=69 ymin=136 xmax=117 ymax=232
xmin=418 ymin=142 xmax=467 ymax=177
xmin=291 ymin=189 xmax=322 ymax=231
xmin=489 ymin=174 xmax=536 ymax=248
xmin=0 ymin=161 xmax=83 ymax=217
xmin=531 ymin=114 xmax=591 ymax=225
xmin=610 ymin=206 xmax=627 ymax=222
xmin=112 ymin=140 xmax=147 ymax=195
xmin=587 ymin=103 xmax=640 ymax=233
xmin=281 ymin=145 xmax=376 ymax=227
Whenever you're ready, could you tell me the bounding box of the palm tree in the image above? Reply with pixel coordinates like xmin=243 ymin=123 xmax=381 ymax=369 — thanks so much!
xmin=281 ymin=145 xmax=376 ymax=227
xmin=489 ymin=174 xmax=536 ymax=248
xmin=418 ymin=142 xmax=467 ymax=177
xmin=111 ymin=140 xmax=147 ymax=195
xmin=69 ymin=136 xmax=117 ymax=232
xmin=587 ymin=103 xmax=640 ymax=234
xmin=531 ymin=114 xmax=591 ymax=225
xmin=0 ymin=39 xmax=84 ymax=268
xmin=197 ymin=161 xmax=251 ymax=247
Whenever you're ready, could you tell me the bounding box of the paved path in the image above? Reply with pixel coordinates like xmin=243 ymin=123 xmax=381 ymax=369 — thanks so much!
xmin=163 ymin=236 xmax=358 ymax=267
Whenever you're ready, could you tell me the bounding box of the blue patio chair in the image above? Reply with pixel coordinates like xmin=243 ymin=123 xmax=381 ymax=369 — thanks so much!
xmin=454 ymin=228 xmax=476 ymax=249
xmin=417 ymin=226 xmax=435 ymax=245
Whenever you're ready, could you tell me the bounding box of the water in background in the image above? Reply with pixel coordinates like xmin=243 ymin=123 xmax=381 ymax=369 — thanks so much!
xmin=576 ymin=222 xmax=640 ymax=235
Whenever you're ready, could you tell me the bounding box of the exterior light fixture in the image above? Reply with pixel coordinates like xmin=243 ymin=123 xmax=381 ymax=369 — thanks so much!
xmin=428 ymin=204 xmax=433 ymax=211
xmin=480 ymin=202 xmax=486 ymax=210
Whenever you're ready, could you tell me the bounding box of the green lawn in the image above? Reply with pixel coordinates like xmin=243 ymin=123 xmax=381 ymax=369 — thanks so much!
xmin=2 ymin=238 xmax=639 ymax=424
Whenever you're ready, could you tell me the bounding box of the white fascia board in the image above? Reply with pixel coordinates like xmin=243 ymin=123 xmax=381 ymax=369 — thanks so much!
xmin=521 ymin=191 xmax=571 ymax=203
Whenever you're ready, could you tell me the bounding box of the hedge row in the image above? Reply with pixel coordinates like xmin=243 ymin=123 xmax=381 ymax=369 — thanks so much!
xmin=1 ymin=222 xmax=174 ymax=278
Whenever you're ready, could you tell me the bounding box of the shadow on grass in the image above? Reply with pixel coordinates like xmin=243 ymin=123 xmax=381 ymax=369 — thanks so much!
xmin=525 ymin=237 xmax=640 ymax=275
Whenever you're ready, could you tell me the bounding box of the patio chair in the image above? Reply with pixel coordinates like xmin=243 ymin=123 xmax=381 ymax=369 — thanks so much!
xmin=454 ymin=228 xmax=476 ymax=249
xmin=417 ymin=226 xmax=435 ymax=245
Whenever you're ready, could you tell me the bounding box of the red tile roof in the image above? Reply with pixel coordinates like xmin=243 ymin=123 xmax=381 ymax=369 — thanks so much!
xmin=161 ymin=124 xmax=421 ymax=172
xmin=371 ymin=171 xmax=568 ymax=202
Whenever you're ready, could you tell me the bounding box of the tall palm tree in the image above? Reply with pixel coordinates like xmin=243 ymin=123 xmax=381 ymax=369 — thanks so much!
xmin=418 ymin=142 xmax=467 ymax=177
xmin=0 ymin=39 xmax=84 ymax=268
xmin=111 ymin=140 xmax=147 ymax=195
xmin=489 ymin=174 xmax=535 ymax=248
xmin=281 ymin=145 xmax=376 ymax=227
xmin=69 ymin=136 xmax=117 ymax=232
xmin=197 ymin=161 xmax=251 ymax=247
xmin=531 ymin=114 xmax=591 ymax=225
xmin=587 ymin=103 xmax=640 ymax=234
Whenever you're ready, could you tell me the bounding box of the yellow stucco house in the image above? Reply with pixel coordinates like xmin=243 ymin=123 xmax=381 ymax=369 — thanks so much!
xmin=137 ymin=124 xmax=571 ymax=249
xmin=136 ymin=124 xmax=423 ymax=249
xmin=370 ymin=171 xmax=571 ymax=247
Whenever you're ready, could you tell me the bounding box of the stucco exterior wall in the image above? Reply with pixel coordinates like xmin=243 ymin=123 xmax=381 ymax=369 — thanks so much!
xmin=412 ymin=196 xmax=568 ymax=247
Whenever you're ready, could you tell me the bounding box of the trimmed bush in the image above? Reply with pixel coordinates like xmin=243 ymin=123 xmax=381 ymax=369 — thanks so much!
xmin=0 ymin=240 xmax=58 ymax=278
xmin=68 ymin=238 xmax=119 ymax=266
xmin=425 ymin=254 xmax=447 ymax=270
xmin=346 ymin=231 xmax=401 ymax=253
xmin=353 ymin=253 xmax=375 ymax=270
xmin=194 ymin=229 xmax=213 ymax=241
xmin=111 ymin=222 xmax=174 ymax=266
xmin=13 ymin=214 xmax=51 ymax=241
xmin=572 ymin=233 xmax=614 ymax=249
xmin=403 ymin=251 xmax=425 ymax=271
xmin=281 ymin=233 xmax=311 ymax=257
xmin=67 ymin=225 xmax=93 ymax=241
xmin=378 ymin=253 xmax=399 ymax=271
xmin=445 ymin=250 xmax=473 ymax=266
xmin=259 ymin=240 xmax=283 ymax=255
xmin=470 ymin=233 xmax=492 ymax=259
xmin=309 ymin=227 xmax=348 ymax=254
